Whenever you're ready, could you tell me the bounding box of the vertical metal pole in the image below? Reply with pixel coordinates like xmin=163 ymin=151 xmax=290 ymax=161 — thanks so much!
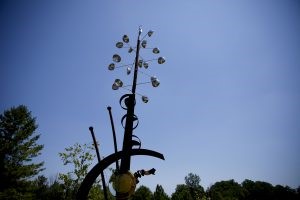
xmin=120 ymin=27 xmax=142 ymax=174
xmin=116 ymin=27 xmax=142 ymax=200
xmin=131 ymin=27 xmax=142 ymax=95
xmin=89 ymin=127 xmax=108 ymax=200
xmin=107 ymin=106 xmax=120 ymax=171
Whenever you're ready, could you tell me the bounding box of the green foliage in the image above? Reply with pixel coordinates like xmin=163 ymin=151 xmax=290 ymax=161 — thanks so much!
xmin=273 ymin=185 xmax=298 ymax=200
xmin=2 ymin=105 xmax=299 ymax=199
xmin=89 ymin=185 xmax=104 ymax=200
xmin=46 ymin=179 xmax=65 ymax=199
xmin=208 ymin=179 xmax=246 ymax=200
xmin=242 ymin=179 xmax=298 ymax=200
xmin=153 ymin=184 xmax=170 ymax=200
xmin=32 ymin=175 xmax=48 ymax=199
xmin=30 ymin=175 xmax=65 ymax=199
xmin=243 ymin=180 xmax=273 ymax=199
xmin=0 ymin=188 xmax=34 ymax=200
xmin=171 ymin=184 xmax=193 ymax=200
xmin=185 ymin=173 xmax=205 ymax=200
xmin=89 ymin=185 xmax=115 ymax=200
xmin=171 ymin=173 xmax=206 ymax=200
xmin=58 ymin=142 xmax=96 ymax=199
xmin=185 ymin=173 xmax=201 ymax=189
xmin=130 ymin=185 xmax=153 ymax=200
xmin=0 ymin=105 xmax=44 ymax=198
xmin=58 ymin=142 xmax=115 ymax=200
xmin=59 ymin=143 xmax=95 ymax=182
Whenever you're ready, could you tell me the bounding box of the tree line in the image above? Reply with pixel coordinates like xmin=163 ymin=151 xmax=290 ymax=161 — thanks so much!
xmin=1 ymin=105 xmax=299 ymax=199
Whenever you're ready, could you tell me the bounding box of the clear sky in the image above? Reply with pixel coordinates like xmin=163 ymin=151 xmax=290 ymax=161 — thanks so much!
xmin=1 ymin=0 xmax=300 ymax=195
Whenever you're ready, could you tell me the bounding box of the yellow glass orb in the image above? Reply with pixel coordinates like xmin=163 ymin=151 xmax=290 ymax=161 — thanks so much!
xmin=112 ymin=172 xmax=136 ymax=197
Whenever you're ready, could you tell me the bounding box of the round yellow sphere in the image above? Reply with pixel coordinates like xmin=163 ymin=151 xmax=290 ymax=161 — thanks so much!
xmin=112 ymin=172 xmax=136 ymax=198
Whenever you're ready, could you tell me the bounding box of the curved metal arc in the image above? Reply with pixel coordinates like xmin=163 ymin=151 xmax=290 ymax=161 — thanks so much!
xmin=121 ymin=114 xmax=139 ymax=130
xmin=119 ymin=94 xmax=135 ymax=110
xmin=76 ymin=149 xmax=164 ymax=200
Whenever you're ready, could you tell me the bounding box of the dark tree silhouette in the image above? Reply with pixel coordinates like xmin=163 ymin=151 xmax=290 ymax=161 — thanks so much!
xmin=185 ymin=173 xmax=205 ymax=200
xmin=171 ymin=184 xmax=193 ymax=200
xmin=153 ymin=184 xmax=170 ymax=200
xmin=0 ymin=105 xmax=44 ymax=198
xmin=208 ymin=179 xmax=246 ymax=200
xmin=130 ymin=185 xmax=153 ymax=200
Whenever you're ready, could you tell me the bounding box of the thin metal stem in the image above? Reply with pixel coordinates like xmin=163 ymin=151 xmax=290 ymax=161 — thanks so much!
xmin=143 ymin=58 xmax=158 ymax=62
xmin=122 ymin=81 xmax=151 ymax=88
xmin=89 ymin=127 xmax=108 ymax=200
xmin=138 ymin=70 xmax=152 ymax=77
xmin=107 ymin=107 xmax=120 ymax=171
xmin=144 ymin=47 xmax=155 ymax=49
xmin=116 ymin=63 xmax=134 ymax=69
xmin=119 ymin=27 xmax=142 ymax=176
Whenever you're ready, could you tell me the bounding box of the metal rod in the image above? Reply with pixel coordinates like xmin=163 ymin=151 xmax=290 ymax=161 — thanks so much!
xmin=117 ymin=27 xmax=143 ymax=200
xmin=107 ymin=106 xmax=120 ymax=171
xmin=120 ymin=27 xmax=142 ymax=174
xmin=89 ymin=127 xmax=108 ymax=200
xmin=132 ymin=27 xmax=142 ymax=95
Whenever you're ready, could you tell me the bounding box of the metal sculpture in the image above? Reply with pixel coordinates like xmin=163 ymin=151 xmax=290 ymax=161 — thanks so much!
xmin=76 ymin=26 xmax=166 ymax=200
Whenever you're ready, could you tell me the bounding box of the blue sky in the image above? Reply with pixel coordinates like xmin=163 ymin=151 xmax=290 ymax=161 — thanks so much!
xmin=1 ymin=0 xmax=300 ymax=194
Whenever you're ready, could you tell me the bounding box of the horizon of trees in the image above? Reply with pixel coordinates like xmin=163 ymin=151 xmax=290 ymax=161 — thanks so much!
xmin=7 ymin=172 xmax=299 ymax=200
xmin=1 ymin=105 xmax=299 ymax=199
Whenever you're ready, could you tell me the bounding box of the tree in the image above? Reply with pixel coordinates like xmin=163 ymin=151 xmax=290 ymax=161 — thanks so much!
xmin=242 ymin=179 xmax=299 ymax=200
xmin=47 ymin=181 xmax=65 ymax=199
xmin=171 ymin=184 xmax=193 ymax=200
xmin=185 ymin=173 xmax=201 ymax=188
xmin=242 ymin=179 xmax=274 ymax=200
xmin=185 ymin=173 xmax=205 ymax=200
xmin=171 ymin=173 xmax=206 ymax=200
xmin=273 ymin=185 xmax=298 ymax=200
xmin=130 ymin=185 xmax=153 ymax=200
xmin=32 ymin=175 xmax=49 ymax=199
xmin=58 ymin=142 xmax=113 ymax=200
xmin=208 ymin=179 xmax=246 ymax=200
xmin=153 ymin=184 xmax=170 ymax=200
xmin=0 ymin=105 xmax=44 ymax=198
xmin=58 ymin=142 xmax=95 ymax=199
xmin=30 ymin=175 xmax=65 ymax=200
